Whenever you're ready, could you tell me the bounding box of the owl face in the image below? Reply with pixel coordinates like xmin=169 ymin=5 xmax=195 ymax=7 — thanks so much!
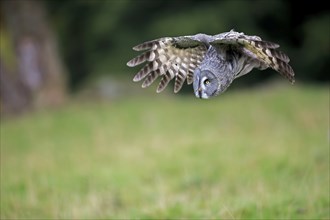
xmin=193 ymin=68 xmax=234 ymax=99
xmin=193 ymin=69 xmax=220 ymax=99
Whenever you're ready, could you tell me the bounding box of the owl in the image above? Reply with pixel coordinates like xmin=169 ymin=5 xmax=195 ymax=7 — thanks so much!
xmin=127 ymin=30 xmax=294 ymax=99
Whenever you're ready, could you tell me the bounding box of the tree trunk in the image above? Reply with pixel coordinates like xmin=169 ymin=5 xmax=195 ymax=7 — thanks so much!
xmin=1 ymin=0 xmax=67 ymax=116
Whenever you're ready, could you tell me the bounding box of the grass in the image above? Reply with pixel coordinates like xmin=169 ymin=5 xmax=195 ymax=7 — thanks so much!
xmin=1 ymin=84 xmax=329 ymax=219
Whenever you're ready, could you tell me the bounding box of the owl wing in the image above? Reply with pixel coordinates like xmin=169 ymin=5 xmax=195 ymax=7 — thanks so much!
xmin=127 ymin=36 xmax=208 ymax=93
xmin=210 ymin=32 xmax=295 ymax=83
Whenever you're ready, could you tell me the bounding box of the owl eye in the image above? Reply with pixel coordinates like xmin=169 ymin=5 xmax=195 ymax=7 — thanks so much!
xmin=203 ymin=78 xmax=210 ymax=85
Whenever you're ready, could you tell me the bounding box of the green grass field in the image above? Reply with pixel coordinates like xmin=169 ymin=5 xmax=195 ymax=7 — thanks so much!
xmin=1 ymin=84 xmax=329 ymax=219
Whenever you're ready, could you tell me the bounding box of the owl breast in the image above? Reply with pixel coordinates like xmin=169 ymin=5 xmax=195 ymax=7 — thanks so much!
xmin=192 ymin=46 xmax=239 ymax=98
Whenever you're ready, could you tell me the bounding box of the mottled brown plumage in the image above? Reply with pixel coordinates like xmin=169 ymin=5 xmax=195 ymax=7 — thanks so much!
xmin=127 ymin=30 xmax=295 ymax=99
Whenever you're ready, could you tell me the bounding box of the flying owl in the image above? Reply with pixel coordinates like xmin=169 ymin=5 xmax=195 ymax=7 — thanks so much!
xmin=127 ymin=30 xmax=295 ymax=99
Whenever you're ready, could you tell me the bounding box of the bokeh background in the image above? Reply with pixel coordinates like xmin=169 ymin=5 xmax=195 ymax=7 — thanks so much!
xmin=0 ymin=0 xmax=329 ymax=218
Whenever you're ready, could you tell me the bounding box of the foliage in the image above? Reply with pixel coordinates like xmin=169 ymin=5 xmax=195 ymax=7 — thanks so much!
xmin=1 ymin=84 xmax=329 ymax=218
xmin=46 ymin=0 xmax=330 ymax=90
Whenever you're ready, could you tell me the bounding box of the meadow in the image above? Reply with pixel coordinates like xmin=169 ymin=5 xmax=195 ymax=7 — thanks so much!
xmin=1 ymin=84 xmax=329 ymax=219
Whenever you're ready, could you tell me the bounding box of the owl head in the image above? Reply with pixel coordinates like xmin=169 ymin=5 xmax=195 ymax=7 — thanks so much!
xmin=193 ymin=68 xmax=234 ymax=99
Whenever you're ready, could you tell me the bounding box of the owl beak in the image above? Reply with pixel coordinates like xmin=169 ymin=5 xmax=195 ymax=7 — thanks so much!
xmin=198 ymin=87 xmax=203 ymax=98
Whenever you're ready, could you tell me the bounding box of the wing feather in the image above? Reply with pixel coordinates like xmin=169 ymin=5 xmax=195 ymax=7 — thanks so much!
xmin=142 ymin=70 xmax=160 ymax=88
xmin=210 ymin=33 xmax=295 ymax=83
xmin=174 ymin=70 xmax=187 ymax=93
xmin=127 ymin=36 xmax=207 ymax=93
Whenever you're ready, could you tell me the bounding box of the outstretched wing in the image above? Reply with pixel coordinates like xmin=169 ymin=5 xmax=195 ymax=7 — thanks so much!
xmin=210 ymin=31 xmax=295 ymax=83
xmin=127 ymin=36 xmax=207 ymax=93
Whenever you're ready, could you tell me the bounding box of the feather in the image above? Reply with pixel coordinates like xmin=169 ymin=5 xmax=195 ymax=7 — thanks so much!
xmin=210 ymin=34 xmax=294 ymax=84
xmin=127 ymin=30 xmax=295 ymax=97
xmin=128 ymin=36 xmax=207 ymax=93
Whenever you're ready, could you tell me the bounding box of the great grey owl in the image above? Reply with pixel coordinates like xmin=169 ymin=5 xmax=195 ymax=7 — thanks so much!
xmin=127 ymin=30 xmax=294 ymax=99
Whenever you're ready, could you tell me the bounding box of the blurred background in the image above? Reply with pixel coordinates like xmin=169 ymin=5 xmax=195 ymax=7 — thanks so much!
xmin=0 ymin=0 xmax=329 ymax=218
xmin=0 ymin=0 xmax=329 ymax=114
